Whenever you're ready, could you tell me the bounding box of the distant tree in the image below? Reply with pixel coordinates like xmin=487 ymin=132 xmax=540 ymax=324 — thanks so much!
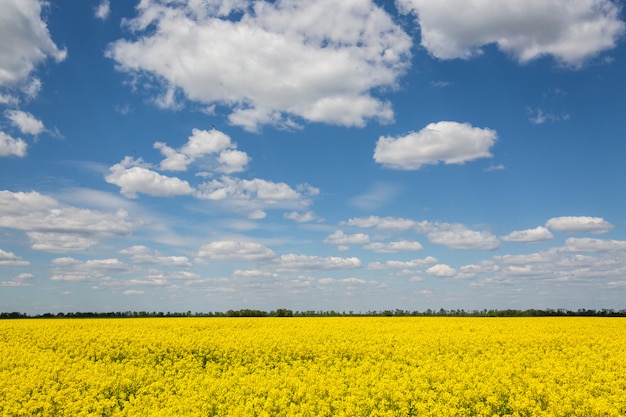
xmin=274 ymin=308 xmax=293 ymax=317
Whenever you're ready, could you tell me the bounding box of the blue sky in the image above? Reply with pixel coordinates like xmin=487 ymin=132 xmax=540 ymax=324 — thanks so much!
xmin=2 ymin=0 xmax=626 ymax=314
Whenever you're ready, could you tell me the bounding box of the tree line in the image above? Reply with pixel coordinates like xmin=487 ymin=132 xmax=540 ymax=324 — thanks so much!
xmin=2 ymin=307 xmax=626 ymax=319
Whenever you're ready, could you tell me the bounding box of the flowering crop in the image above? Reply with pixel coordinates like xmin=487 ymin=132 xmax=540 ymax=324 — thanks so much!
xmin=1 ymin=317 xmax=625 ymax=416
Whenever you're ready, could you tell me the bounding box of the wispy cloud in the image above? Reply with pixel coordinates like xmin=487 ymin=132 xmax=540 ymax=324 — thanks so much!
xmin=526 ymin=107 xmax=570 ymax=124
xmin=95 ymin=0 xmax=110 ymax=21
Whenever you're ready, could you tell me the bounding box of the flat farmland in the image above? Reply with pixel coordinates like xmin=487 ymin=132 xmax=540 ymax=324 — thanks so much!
xmin=1 ymin=317 xmax=625 ymax=416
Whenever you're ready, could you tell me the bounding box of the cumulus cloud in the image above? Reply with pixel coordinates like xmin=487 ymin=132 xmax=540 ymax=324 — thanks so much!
xmin=467 ymin=235 xmax=626 ymax=290
xmin=0 ymin=248 xmax=30 ymax=266
xmin=120 ymin=245 xmax=191 ymax=266
xmin=105 ymin=157 xmax=195 ymax=198
xmin=216 ymin=149 xmax=250 ymax=174
xmin=324 ymin=230 xmax=370 ymax=246
xmin=0 ymin=190 xmax=135 ymax=252
xmin=363 ymin=240 xmax=423 ymax=253
xmin=105 ymin=0 xmax=411 ymax=130
xmin=0 ymin=272 xmax=34 ymax=287
xmin=459 ymin=261 xmax=499 ymax=274
xmin=427 ymin=224 xmax=500 ymax=250
xmin=344 ymin=215 xmax=427 ymax=232
xmin=196 ymin=241 xmax=275 ymax=261
xmin=546 ymin=216 xmax=613 ymax=234
xmin=397 ymin=0 xmax=625 ymax=67
xmin=195 ymin=176 xmax=312 ymax=211
xmin=502 ymin=226 xmax=554 ymax=243
xmin=274 ymin=254 xmax=362 ymax=271
xmin=50 ymin=257 xmax=128 ymax=282
xmin=0 ymin=0 xmax=67 ymax=87
xmin=0 ymin=131 xmax=27 ymax=157
xmin=426 ymin=263 xmax=457 ymax=277
xmin=374 ymin=121 xmax=497 ymax=170
xmin=4 ymin=110 xmax=45 ymax=135
xmin=344 ymin=215 xmax=499 ymax=250
xmin=367 ymin=256 xmax=437 ymax=270
xmin=28 ymin=232 xmax=99 ymax=252
xmin=562 ymin=237 xmax=626 ymax=253
xmin=233 ymin=269 xmax=278 ymax=279
xmin=107 ymin=129 xmax=316 ymax=217
xmin=155 ymin=128 xmax=248 ymax=173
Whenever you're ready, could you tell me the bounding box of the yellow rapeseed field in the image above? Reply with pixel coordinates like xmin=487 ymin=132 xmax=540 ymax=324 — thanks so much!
xmin=1 ymin=317 xmax=625 ymax=416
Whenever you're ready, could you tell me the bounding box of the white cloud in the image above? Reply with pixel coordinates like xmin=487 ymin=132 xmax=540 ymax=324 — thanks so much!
xmin=196 ymin=241 xmax=275 ymax=261
xmin=21 ymin=77 xmax=42 ymax=98
xmin=397 ymin=0 xmax=625 ymax=67
xmin=4 ymin=110 xmax=44 ymax=135
xmin=562 ymin=237 xmax=626 ymax=253
xmin=0 ymin=131 xmax=27 ymax=157
xmin=283 ymin=211 xmax=322 ymax=223
xmin=0 ymin=190 xmax=135 ymax=252
xmin=0 ymin=93 xmax=19 ymax=105
xmin=120 ymin=245 xmax=191 ymax=266
xmin=527 ymin=108 xmax=570 ymax=124
xmin=374 ymin=121 xmax=497 ymax=170
xmin=105 ymin=0 xmax=411 ymax=130
xmin=233 ymin=269 xmax=278 ymax=279
xmin=427 ymin=223 xmax=500 ymax=250
xmin=0 ymin=272 xmax=34 ymax=287
xmin=195 ymin=176 xmax=311 ymax=211
xmin=108 ymin=129 xmax=313 ymax=217
xmin=546 ymin=216 xmax=614 ymax=234
xmin=216 ymin=149 xmax=250 ymax=174
xmin=363 ymin=240 xmax=423 ymax=253
xmin=248 ymin=210 xmax=267 ymax=220
xmin=367 ymin=256 xmax=437 ymax=270
xmin=468 ymin=235 xmax=626 ymax=290
xmin=484 ymin=164 xmax=505 ymax=172
xmin=502 ymin=226 xmax=554 ymax=243
xmin=274 ymin=254 xmax=362 ymax=271
xmin=50 ymin=257 xmax=128 ymax=282
xmin=95 ymin=0 xmax=110 ymax=20
xmin=459 ymin=261 xmax=499 ymax=274
xmin=345 ymin=215 xmax=499 ymax=250
xmin=324 ymin=230 xmax=370 ymax=246
xmin=426 ymin=263 xmax=457 ymax=277
xmin=105 ymin=157 xmax=195 ymax=198
xmin=344 ymin=215 xmax=427 ymax=231
xmin=0 ymin=248 xmax=30 ymax=266
xmin=155 ymin=128 xmax=243 ymax=172
xmin=51 ymin=257 xmax=80 ymax=266
xmin=0 ymin=0 xmax=67 ymax=87
xmin=493 ymin=251 xmax=556 ymax=266
xmin=27 ymin=232 xmax=99 ymax=252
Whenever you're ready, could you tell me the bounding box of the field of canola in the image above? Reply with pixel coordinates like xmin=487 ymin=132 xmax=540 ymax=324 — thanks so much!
xmin=1 ymin=317 xmax=625 ymax=417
